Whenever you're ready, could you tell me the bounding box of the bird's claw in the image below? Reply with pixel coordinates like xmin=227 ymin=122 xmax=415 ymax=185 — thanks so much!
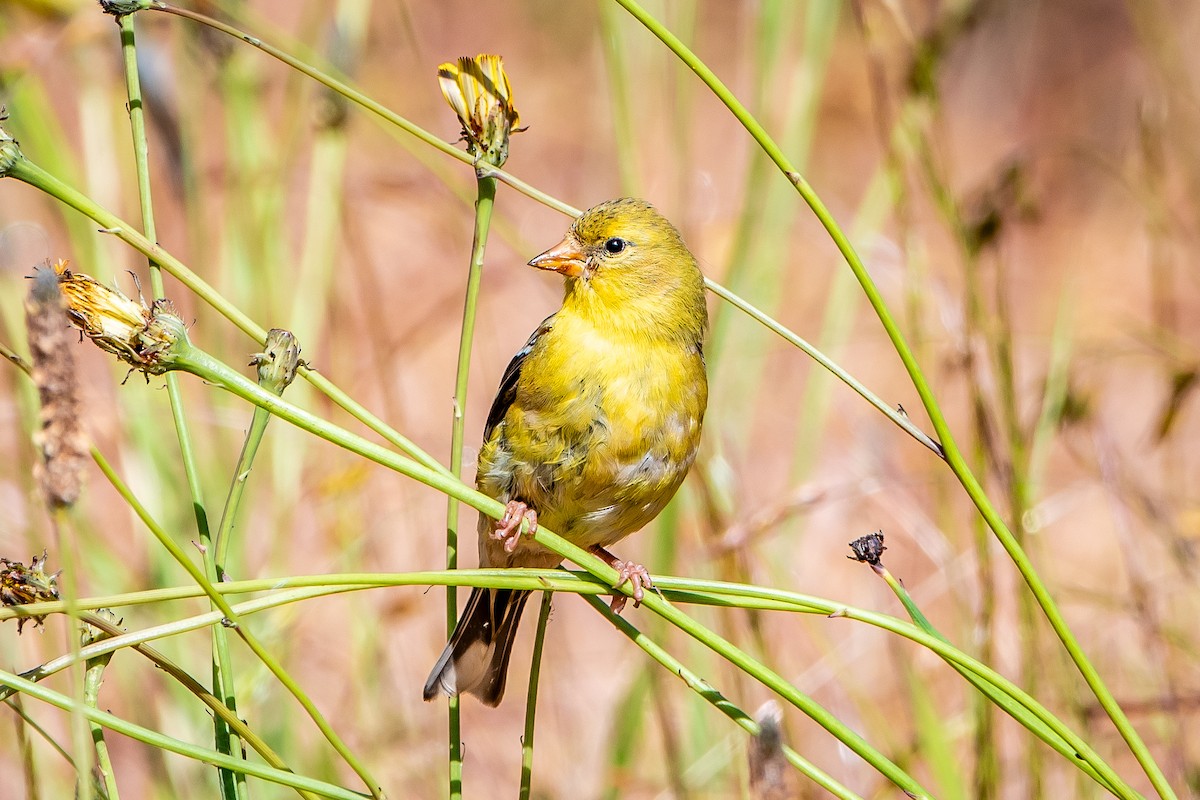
xmin=492 ymin=501 xmax=537 ymax=553
xmin=608 ymin=560 xmax=653 ymax=614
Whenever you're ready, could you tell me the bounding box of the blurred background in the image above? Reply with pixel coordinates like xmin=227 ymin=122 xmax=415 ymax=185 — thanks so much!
xmin=1 ymin=0 xmax=1199 ymax=797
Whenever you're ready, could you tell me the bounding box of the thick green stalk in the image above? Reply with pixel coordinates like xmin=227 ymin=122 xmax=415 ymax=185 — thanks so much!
xmin=518 ymin=593 xmax=554 ymax=800
xmin=609 ymin=1 xmax=1174 ymax=795
xmin=0 ymin=669 xmax=365 ymax=800
xmin=113 ymin=15 xmax=241 ymax=796
xmin=443 ymin=175 xmax=497 ymax=798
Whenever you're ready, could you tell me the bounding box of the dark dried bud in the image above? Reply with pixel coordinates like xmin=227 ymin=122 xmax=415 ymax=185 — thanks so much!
xmin=98 ymin=0 xmax=151 ymax=17
xmin=847 ymin=531 xmax=887 ymax=566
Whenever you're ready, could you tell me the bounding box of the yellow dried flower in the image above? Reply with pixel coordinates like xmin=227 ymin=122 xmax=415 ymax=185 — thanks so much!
xmin=1 ymin=551 xmax=60 ymax=633
xmin=437 ymin=54 xmax=521 ymax=167
xmin=51 ymin=260 xmax=185 ymax=375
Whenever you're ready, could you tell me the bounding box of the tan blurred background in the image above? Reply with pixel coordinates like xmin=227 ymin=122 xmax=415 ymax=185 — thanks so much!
xmin=1 ymin=1 xmax=1199 ymax=797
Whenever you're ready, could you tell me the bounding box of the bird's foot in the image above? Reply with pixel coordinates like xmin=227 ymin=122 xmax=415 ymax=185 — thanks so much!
xmin=493 ymin=501 xmax=537 ymax=553
xmin=588 ymin=545 xmax=654 ymax=614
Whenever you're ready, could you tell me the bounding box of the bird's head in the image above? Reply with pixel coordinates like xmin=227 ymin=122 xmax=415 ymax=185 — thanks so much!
xmin=528 ymin=198 xmax=707 ymax=342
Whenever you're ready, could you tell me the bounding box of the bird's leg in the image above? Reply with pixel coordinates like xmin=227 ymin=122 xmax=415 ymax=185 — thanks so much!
xmin=588 ymin=545 xmax=654 ymax=614
xmin=493 ymin=500 xmax=538 ymax=553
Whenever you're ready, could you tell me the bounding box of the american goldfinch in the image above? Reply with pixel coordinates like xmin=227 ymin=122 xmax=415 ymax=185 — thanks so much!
xmin=424 ymin=197 xmax=708 ymax=706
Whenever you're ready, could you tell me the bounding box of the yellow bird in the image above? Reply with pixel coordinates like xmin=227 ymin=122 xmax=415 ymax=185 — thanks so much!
xmin=424 ymin=198 xmax=709 ymax=706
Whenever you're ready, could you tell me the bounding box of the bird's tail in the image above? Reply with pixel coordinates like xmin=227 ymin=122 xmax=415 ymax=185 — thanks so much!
xmin=423 ymin=586 xmax=532 ymax=707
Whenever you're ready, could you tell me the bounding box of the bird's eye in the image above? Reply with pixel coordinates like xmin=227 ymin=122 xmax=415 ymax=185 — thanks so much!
xmin=604 ymin=237 xmax=625 ymax=254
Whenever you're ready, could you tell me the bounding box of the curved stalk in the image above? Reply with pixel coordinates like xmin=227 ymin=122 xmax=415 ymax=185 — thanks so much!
xmin=608 ymin=1 xmax=1173 ymax=795
xmin=0 ymin=668 xmax=365 ymax=800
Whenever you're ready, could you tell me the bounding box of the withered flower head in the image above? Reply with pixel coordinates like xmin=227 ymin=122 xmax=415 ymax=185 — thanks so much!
xmin=847 ymin=531 xmax=887 ymax=566
xmin=51 ymin=260 xmax=186 ymax=375
xmin=25 ymin=266 xmax=87 ymax=508
xmin=1 ymin=551 xmax=60 ymax=633
xmin=437 ymin=54 xmax=521 ymax=167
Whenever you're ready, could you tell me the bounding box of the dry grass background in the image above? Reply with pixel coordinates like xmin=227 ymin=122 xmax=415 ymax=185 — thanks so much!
xmin=1 ymin=1 xmax=1199 ymax=798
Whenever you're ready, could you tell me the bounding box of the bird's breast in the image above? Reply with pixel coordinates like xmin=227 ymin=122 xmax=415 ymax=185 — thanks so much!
xmin=479 ymin=322 xmax=707 ymax=550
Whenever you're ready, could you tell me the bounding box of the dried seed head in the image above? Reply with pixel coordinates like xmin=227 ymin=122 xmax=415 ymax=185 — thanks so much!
xmin=250 ymin=328 xmax=304 ymax=395
xmin=25 ymin=265 xmax=87 ymax=508
xmin=437 ymin=54 xmax=522 ymax=168
xmin=51 ymin=260 xmax=186 ymax=375
xmin=847 ymin=531 xmax=887 ymax=566
xmin=748 ymin=701 xmax=797 ymax=800
xmin=1 ymin=551 xmax=60 ymax=633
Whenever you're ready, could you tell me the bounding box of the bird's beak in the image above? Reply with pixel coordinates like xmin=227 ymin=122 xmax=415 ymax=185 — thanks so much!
xmin=528 ymin=236 xmax=586 ymax=278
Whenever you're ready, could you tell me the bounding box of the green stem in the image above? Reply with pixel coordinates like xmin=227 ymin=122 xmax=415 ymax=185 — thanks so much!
xmin=141 ymin=2 xmax=572 ymax=215
xmin=873 ymin=567 xmax=1131 ymax=799
xmin=83 ymin=649 xmax=120 ymax=800
xmin=0 ymin=668 xmax=366 ymax=800
xmin=14 ymin=587 xmax=367 ymax=687
xmin=89 ymin=447 xmax=385 ymax=800
xmin=213 ymin=408 xmax=271 ymax=574
xmin=113 ymin=15 xmax=242 ymax=797
xmin=0 ymin=567 xmax=1149 ymax=796
xmin=705 ymin=278 xmax=941 ymax=456
xmin=518 ymin=593 xmax=553 ymax=800
xmin=609 ymin=1 xmax=1174 ymax=795
xmin=2 ymin=154 xmax=449 ymax=480
xmin=77 ymin=611 xmax=319 ymax=800
xmin=211 ymin=398 xmax=272 ymax=796
xmin=582 ymin=593 xmax=862 ymax=800
xmin=443 ymin=175 xmax=497 ymax=797
xmin=53 ymin=510 xmax=94 ymax=800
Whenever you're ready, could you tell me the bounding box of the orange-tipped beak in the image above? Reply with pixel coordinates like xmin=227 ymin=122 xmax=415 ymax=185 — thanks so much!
xmin=528 ymin=236 xmax=586 ymax=278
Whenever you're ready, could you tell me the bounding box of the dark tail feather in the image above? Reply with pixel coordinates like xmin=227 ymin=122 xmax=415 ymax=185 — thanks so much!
xmin=423 ymin=587 xmax=532 ymax=707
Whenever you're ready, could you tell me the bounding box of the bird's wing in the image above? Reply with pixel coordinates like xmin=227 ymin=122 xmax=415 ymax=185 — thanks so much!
xmin=482 ymin=314 xmax=556 ymax=442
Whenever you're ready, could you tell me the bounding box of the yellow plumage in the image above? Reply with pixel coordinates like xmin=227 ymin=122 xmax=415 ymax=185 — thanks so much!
xmin=424 ymin=197 xmax=708 ymax=705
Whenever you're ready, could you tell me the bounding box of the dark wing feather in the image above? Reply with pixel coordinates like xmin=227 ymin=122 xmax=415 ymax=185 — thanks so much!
xmin=482 ymin=314 xmax=555 ymax=441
